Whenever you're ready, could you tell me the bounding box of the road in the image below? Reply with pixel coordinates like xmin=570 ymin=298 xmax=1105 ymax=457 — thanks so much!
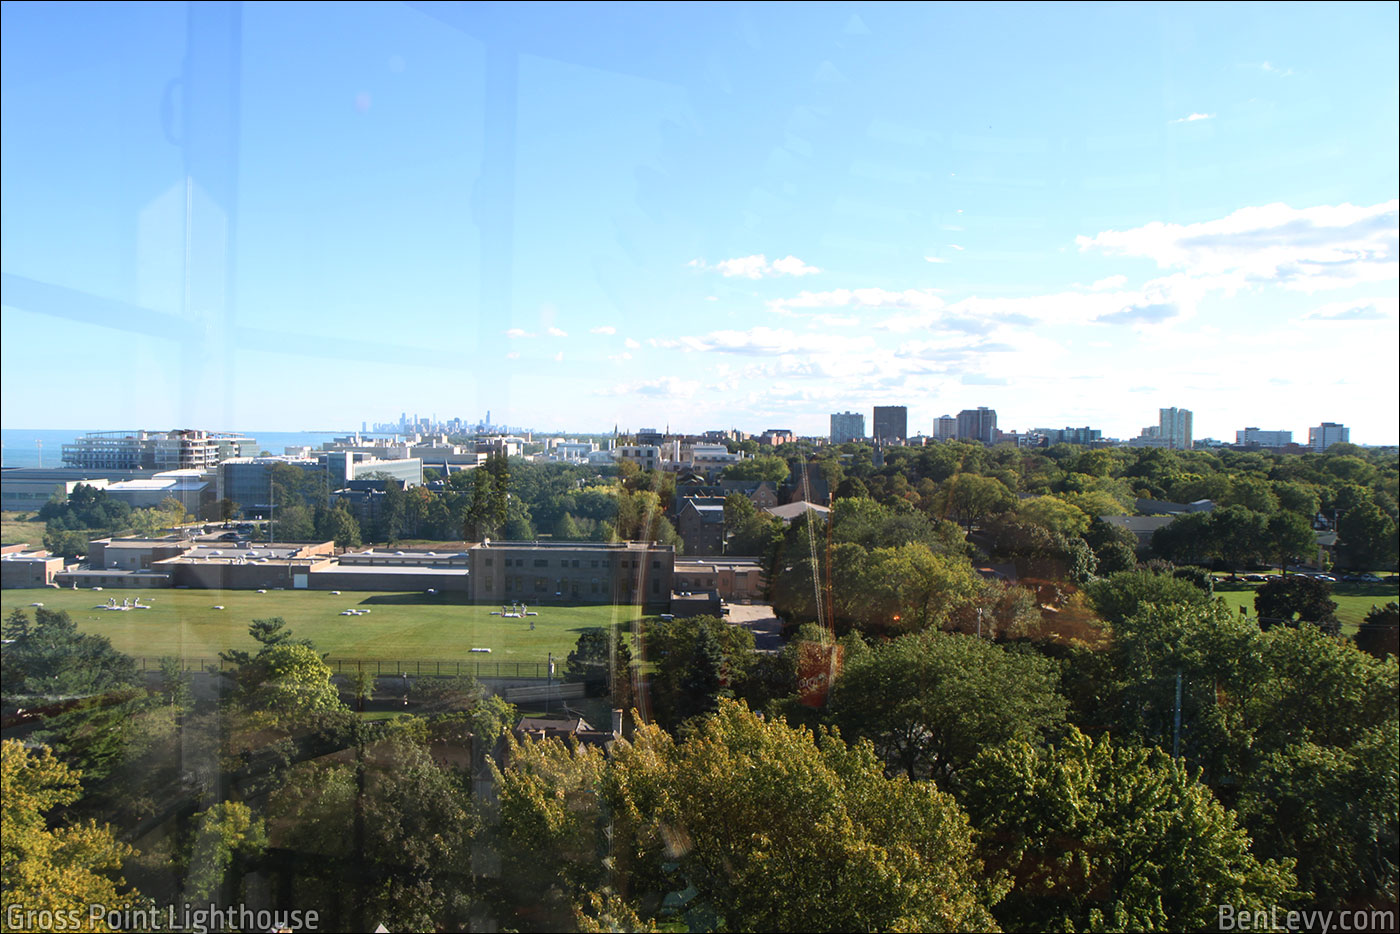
xmin=724 ymin=603 xmax=783 ymax=653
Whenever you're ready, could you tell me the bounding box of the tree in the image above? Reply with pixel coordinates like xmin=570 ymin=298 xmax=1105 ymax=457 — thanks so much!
xmin=271 ymin=730 xmax=477 ymax=932
xmin=676 ymin=624 xmax=728 ymax=722
xmin=829 ymin=630 xmax=1067 ymax=783
xmin=184 ymin=801 xmax=266 ymax=902
xmin=936 ymin=473 xmax=1015 ymax=530
xmin=1355 ymin=602 xmax=1399 ymax=658
xmin=643 ymin=616 xmax=754 ymax=732
xmin=244 ymin=643 xmax=344 ymax=719
xmin=1267 ymin=510 xmax=1318 ymax=573
xmin=564 ymin=627 xmax=613 ymax=695
xmin=1017 ymin=495 xmax=1091 ymax=539
xmin=1083 ymin=570 xmax=1210 ymax=626
xmin=1236 ymin=729 xmax=1397 ymax=907
xmin=0 ymin=608 xmax=137 ymax=697
xmin=1209 ymin=505 xmax=1269 ymax=576
xmin=961 ymin=728 xmax=1296 ymax=933
xmin=1151 ymin=511 xmax=1215 ymax=566
xmin=1337 ymin=501 xmax=1399 ymax=570
xmin=1255 ymin=576 xmax=1340 ymax=632
xmin=596 ymin=701 xmax=1002 ymax=932
xmin=1 ymin=740 xmax=141 ymax=928
xmin=720 ymin=455 xmax=790 ymax=483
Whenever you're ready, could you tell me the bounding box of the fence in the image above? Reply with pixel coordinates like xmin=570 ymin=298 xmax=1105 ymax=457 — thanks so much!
xmin=136 ymin=656 xmax=550 ymax=680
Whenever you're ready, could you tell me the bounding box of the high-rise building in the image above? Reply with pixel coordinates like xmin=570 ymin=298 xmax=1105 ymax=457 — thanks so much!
xmin=1308 ymin=422 xmax=1350 ymax=451
xmin=956 ymin=407 xmax=998 ymax=445
xmin=872 ymin=406 xmax=908 ymax=444
xmin=1235 ymin=427 xmax=1292 ymax=446
xmin=932 ymin=415 xmax=957 ymax=441
xmin=830 ymin=411 xmax=865 ymax=443
xmin=1159 ymin=407 xmax=1193 ymax=450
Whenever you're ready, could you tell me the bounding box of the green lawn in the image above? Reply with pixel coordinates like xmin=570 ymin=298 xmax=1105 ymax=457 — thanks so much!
xmin=1 ymin=512 xmax=44 ymax=548
xmin=1210 ymin=579 xmax=1399 ymax=635
xmin=2 ymin=587 xmax=645 ymax=671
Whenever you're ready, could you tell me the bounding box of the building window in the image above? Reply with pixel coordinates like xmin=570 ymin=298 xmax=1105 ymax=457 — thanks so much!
xmin=484 ymin=558 xmax=494 ymax=567
xmin=652 ymin=560 xmax=660 ymax=569
xmin=534 ymin=559 xmax=548 ymax=568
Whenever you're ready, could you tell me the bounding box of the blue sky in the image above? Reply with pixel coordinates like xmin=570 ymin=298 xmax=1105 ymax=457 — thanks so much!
xmin=3 ymin=2 xmax=1397 ymax=443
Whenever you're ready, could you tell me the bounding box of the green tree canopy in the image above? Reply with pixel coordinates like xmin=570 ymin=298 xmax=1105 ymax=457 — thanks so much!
xmin=829 ymin=630 xmax=1067 ymax=783
xmin=962 ymin=728 xmax=1297 ymax=932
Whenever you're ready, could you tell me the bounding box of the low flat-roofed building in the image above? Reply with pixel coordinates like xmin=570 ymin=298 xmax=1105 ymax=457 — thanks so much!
xmin=1 ymin=547 xmax=65 ymax=588
xmin=1 ymin=470 xmax=126 ymax=512
xmin=468 ymin=540 xmax=673 ymax=608
xmin=88 ymin=536 xmax=193 ymax=571
xmin=103 ymin=470 xmax=209 ymax=513
xmin=674 ymin=557 xmax=766 ymax=603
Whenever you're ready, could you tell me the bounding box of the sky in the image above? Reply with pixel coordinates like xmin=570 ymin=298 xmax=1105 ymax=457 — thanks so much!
xmin=2 ymin=2 xmax=1397 ymax=443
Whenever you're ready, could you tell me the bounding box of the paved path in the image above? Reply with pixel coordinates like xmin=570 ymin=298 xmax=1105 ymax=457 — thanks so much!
xmin=725 ymin=603 xmax=783 ymax=653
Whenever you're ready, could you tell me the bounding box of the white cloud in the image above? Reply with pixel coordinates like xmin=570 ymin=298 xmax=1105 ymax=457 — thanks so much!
xmin=546 ymin=326 xmax=569 ymax=338
xmin=504 ymin=328 xmax=535 ymax=338
xmin=554 ymin=351 xmax=564 ymax=362
xmin=704 ymin=296 xmax=718 ymax=301
xmin=589 ymin=325 xmax=616 ymax=335
xmin=608 ymin=352 xmax=634 ymax=362
xmin=767 ymin=286 xmax=945 ymax=316
xmin=924 ymin=256 xmax=949 ymax=264
xmin=598 ymin=377 xmax=702 ymax=399
xmin=1090 ymin=275 xmax=1128 ymax=291
xmin=505 ymin=351 xmax=520 ymax=360
xmin=1169 ymin=112 xmax=1215 ymax=124
xmin=689 ymin=253 xmax=821 ymax=278
xmin=1077 ymin=200 xmax=1399 ymax=293
xmin=948 ymin=244 xmax=965 ymax=251
xmin=1249 ymin=61 xmax=1295 ymax=76
xmin=1304 ymin=297 xmax=1399 ymax=322
xmin=624 ymin=338 xmax=641 ymax=349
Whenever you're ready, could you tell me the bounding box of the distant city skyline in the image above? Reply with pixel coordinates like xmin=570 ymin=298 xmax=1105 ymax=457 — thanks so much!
xmin=3 ymin=4 xmax=1397 ymax=443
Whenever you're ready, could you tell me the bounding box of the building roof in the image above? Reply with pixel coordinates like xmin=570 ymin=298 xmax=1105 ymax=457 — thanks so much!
xmin=765 ymin=501 xmax=831 ymax=523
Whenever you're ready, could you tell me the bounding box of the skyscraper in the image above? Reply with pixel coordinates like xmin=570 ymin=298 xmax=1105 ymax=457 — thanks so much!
xmin=1159 ymin=407 xmax=1193 ymax=450
xmin=830 ymin=411 xmax=865 ymax=443
xmin=872 ymin=406 xmax=908 ymax=444
xmin=932 ymin=415 xmax=957 ymax=441
xmin=1308 ymin=422 xmax=1349 ymax=451
xmin=956 ymin=407 xmax=998 ymax=444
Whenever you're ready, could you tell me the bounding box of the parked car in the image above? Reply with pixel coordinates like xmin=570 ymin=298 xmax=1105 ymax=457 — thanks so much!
xmin=1314 ymin=574 xmax=1336 ymax=582
xmin=1244 ymin=574 xmax=1266 ymax=582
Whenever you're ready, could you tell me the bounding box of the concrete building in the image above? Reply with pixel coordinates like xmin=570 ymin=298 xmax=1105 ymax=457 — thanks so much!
xmin=616 ymin=444 xmax=663 ymax=472
xmin=1159 ymin=407 xmax=1193 ymax=450
xmin=216 ymin=454 xmax=421 ymax=515
xmin=956 ymin=407 xmax=998 ymax=445
xmin=932 ymin=415 xmax=957 ymax=441
xmin=1 ymin=544 xmax=65 ymax=588
xmin=872 ymin=406 xmax=908 ymax=444
xmin=61 ymin=430 xmax=254 ymax=471
xmin=1 ymin=470 xmax=120 ymax=512
xmin=1035 ymin=427 xmax=1103 ymax=446
xmin=102 ymin=470 xmax=210 ymax=513
xmin=830 ymin=411 xmax=865 ymax=444
xmin=673 ymin=557 xmax=766 ymax=603
xmin=1309 ymin=422 xmax=1350 ymax=451
xmin=467 ymin=540 xmax=674 ymax=608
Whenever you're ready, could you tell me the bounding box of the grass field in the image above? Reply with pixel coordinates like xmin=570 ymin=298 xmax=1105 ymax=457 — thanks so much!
xmin=1 ymin=587 xmax=647 ymax=669
xmin=1 ymin=512 xmax=44 ymax=548
xmin=1210 ymin=579 xmax=1398 ymax=634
